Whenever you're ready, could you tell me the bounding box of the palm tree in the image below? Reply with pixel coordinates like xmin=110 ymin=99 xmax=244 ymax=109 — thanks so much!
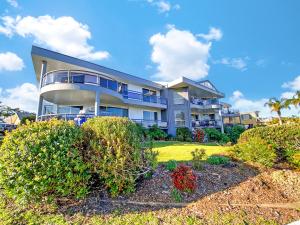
xmin=289 ymin=91 xmax=300 ymax=108
xmin=264 ymin=98 xmax=288 ymax=125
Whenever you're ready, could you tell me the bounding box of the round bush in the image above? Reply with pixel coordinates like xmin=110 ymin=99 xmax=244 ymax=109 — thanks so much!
xmin=0 ymin=119 xmax=90 ymax=204
xmin=232 ymin=136 xmax=277 ymax=167
xmin=171 ymin=164 xmax=197 ymax=192
xmin=237 ymin=124 xmax=300 ymax=168
xmin=82 ymin=117 xmax=157 ymax=197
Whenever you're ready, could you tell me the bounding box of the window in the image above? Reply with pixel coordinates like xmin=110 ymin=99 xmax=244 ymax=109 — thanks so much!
xmin=85 ymin=74 xmax=98 ymax=84
xmin=100 ymin=77 xmax=108 ymax=88
xmin=143 ymin=111 xmax=158 ymax=121
xmin=58 ymin=106 xmax=82 ymax=114
xmin=173 ymin=91 xmax=185 ymax=104
xmin=53 ymin=71 xmax=68 ymax=83
xmin=142 ymin=88 xmax=157 ymax=103
xmin=70 ymin=72 xmax=85 ymax=83
xmin=108 ymin=79 xmax=118 ymax=91
xmin=118 ymin=82 xmax=128 ymax=95
xmin=174 ymin=110 xmax=185 ymax=127
xmin=100 ymin=106 xmax=128 ymax=117
xmin=241 ymin=114 xmax=251 ymax=120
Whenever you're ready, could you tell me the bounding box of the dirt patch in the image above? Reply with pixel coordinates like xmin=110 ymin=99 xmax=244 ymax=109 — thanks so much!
xmin=60 ymin=162 xmax=300 ymax=224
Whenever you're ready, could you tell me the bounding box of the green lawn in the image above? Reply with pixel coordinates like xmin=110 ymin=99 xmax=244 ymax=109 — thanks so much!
xmin=153 ymin=141 xmax=231 ymax=162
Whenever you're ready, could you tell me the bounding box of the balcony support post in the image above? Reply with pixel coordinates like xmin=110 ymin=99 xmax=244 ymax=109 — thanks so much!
xmin=219 ymin=109 xmax=224 ymax=133
xmin=95 ymin=91 xmax=100 ymax=116
xmin=36 ymin=61 xmax=47 ymax=121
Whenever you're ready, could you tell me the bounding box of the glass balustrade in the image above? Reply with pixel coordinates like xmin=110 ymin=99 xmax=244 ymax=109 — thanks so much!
xmin=42 ymin=70 xmax=167 ymax=105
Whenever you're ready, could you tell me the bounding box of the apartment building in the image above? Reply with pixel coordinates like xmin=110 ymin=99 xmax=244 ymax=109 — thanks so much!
xmin=32 ymin=46 xmax=225 ymax=135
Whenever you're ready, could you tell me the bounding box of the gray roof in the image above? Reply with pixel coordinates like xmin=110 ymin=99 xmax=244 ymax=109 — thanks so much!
xmin=31 ymin=45 xmax=164 ymax=90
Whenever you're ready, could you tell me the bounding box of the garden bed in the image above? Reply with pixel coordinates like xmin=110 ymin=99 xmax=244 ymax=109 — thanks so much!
xmin=59 ymin=161 xmax=300 ymax=224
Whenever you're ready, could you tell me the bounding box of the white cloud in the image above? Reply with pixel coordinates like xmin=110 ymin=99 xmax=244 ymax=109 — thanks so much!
xmin=147 ymin=0 xmax=179 ymax=13
xmin=230 ymin=90 xmax=299 ymax=118
xmin=0 ymin=15 xmax=109 ymax=61
xmin=0 ymin=83 xmax=38 ymax=112
xmin=282 ymin=75 xmax=300 ymax=91
xmin=215 ymin=57 xmax=248 ymax=71
xmin=280 ymin=91 xmax=295 ymax=99
xmin=149 ymin=26 xmax=216 ymax=81
xmin=197 ymin=27 xmax=223 ymax=41
xmin=0 ymin=52 xmax=24 ymax=71
xmin=6 ymin=0 xmax=18 ymax=8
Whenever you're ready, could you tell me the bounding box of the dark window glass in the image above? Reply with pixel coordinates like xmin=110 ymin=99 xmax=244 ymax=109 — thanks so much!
xmin=100 ymin=77 xmax=108 ymax=88
xmin=71 ymin=73 xmax=85 ymax=83
xmin=108 ymin=79 xmax=117 ymax=91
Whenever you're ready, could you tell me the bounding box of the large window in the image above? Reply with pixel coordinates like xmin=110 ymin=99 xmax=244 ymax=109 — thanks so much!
xmin=100 ymin=106 xmax=128 ymax=117
xmin=173 ymin=91 xmax=185 ymax=104
xmin=174 ymin=110 xmax=185 ymax=127
xmin=58 ymin=106 xmax=82 ymax=114
xmin=143 ymin=111 xmax=158 ymax=121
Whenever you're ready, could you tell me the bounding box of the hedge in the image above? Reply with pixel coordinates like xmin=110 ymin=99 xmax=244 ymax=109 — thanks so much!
xmin=233 ymin=123 xmax=300 ymax=167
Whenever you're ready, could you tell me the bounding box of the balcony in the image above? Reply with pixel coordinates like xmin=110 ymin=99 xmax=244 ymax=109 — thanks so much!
xmin=41 ymin=70 xmax=167 ymax=105
xmin=190 ymin=98 xmax=220 ymax=109
xmin=38 ymin=113 xmax=168 ymax=128
xmin=192 ymin=119 xmax=222 ymax=128
xmin=221 ymin=109 xmax=240 ymax=117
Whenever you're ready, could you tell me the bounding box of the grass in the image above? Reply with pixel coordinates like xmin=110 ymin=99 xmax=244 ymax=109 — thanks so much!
xmin=153 ymin=141 xmax=231 ymax=162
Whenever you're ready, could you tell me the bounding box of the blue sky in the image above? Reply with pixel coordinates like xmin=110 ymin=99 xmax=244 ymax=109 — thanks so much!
xmin=0 ymin=0 xmax=299 ymax=117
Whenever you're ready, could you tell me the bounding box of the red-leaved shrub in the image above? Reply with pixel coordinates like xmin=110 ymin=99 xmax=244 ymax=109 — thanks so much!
xmin=193 ymin=128 xmax=205 ymax=143
xmin=171 ymin=164 xmax=197 ymax=192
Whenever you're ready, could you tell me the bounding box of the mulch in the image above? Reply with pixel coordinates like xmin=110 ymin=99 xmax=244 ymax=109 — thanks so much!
xmin=59 ymin=161 xmax=300 ymax=224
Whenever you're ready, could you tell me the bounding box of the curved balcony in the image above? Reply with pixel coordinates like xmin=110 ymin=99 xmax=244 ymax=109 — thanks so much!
xmin=41 ymin=70 xmax=167 ymax=106
xmin=38 ymin=113 xmax=168 ymax=128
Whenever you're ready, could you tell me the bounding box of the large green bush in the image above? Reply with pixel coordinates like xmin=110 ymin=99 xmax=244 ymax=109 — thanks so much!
xmin=0 ymin=119 xmax=90 ymax=204
xmin=176 ymin=127 xmax=192 ymax=142
xmin=147 ymin=125 xmax=167 ymax=140
xmin=224 ymin=125 xmax=245 ymax=143
xmin=82 ymin=117 xmax=157 ymax=197
xmin=232 ymin=137 xmax=276 ymax=167
xmin=233 ymin=124 xmax=300 ymax=167
xmin=204 ymin=128 xmax=230 ymax=143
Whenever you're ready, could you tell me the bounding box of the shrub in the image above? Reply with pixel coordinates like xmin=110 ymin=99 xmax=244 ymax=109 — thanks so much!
xmin=20 ymin=115 xmax=36 ymax=125
xmin=147 ymin=125 xmax=167 ymax=140
xmin=204 ymin=128 xmax=230 ymax=144
xmin=207 ymin=155 xmax=230 ymax=165
xmin=82 ymin=117 xmax=157 ymax=197
xmin=191 ymin=148 xmax=206 ymax=170
xmin=236 ymin=123 xmax=300 ymax=167
xmin=166 ymin=160 xmax=177 ymax=171
xmin=171 ymin=164 xmax=197 ymax=192
xmin=171 ymin=189 xmax=183 ymax=202
xmin=193 ymin=128 xmax=205 ymax=143
xmin=0 ymin=119 xmax=90 ymax=204
xmin=224 ymin=125 xmax=245 ymax=143
xmin=176 ymin=127 xmax=192 ymax=142
xmin=232 ymin=137 xmax=276 ymax=167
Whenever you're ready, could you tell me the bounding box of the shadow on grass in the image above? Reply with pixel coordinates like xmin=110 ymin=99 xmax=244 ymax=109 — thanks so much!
xmin=58 ymin=158 xmax=260 ymax=217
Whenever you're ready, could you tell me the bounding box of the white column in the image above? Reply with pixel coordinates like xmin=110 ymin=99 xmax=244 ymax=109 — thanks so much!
xmin=219 ymin=109 xmax=224 ymax=133
xmin=36 ymin=61 xmax=47 ymax=120
xmin=95 ymin=91 xmax=100 ymax=116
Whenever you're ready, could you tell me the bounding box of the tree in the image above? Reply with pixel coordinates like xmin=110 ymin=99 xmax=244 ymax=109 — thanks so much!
xmin=264 ymin=98 xmax=288 ymax=125
xmin=285 ymin=91 xmax=300 ymax=108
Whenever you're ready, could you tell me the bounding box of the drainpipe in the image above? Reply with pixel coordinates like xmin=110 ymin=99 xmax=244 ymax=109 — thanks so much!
xmin=36 ymin=61 xmax=47 ymax=121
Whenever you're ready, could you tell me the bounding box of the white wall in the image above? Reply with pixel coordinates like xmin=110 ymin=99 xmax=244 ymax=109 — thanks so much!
xmin=128 ymin=106 xmax=161 ymax=120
